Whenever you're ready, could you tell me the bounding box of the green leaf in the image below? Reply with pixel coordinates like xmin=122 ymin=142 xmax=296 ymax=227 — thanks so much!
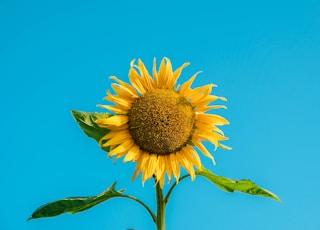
xmin=71 ymin=110 xmax=111 ymax=152
xmin=28 ymin=182 xmax=124 ymax=220
xmin=197 ymin=169 xmax=280 ymax=201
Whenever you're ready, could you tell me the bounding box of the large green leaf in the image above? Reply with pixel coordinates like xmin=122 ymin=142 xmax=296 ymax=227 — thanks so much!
xmin=71 ymin=110 xmax=111 ymax=152
xmin=197 ymin=169 xmax=280 ymax=201
xmin=28 ymin=182 xmax=124 ymax=220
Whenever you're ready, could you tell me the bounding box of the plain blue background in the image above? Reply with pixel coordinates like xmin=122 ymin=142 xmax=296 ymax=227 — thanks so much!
xmin=1 ymin=0 xmax=320 ymax=229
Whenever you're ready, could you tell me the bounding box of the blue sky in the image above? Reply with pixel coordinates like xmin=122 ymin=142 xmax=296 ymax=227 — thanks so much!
xmin=1 ymin=0 xmax=320 ymax=229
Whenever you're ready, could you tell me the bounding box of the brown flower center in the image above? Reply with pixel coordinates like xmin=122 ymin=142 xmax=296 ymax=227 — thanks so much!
xmin=128 ymin=89 xmax=195 ymax=155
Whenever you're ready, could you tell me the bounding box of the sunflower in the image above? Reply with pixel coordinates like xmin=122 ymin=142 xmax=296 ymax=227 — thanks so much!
xmin=95 ymin=58 xmax=230 ymax=188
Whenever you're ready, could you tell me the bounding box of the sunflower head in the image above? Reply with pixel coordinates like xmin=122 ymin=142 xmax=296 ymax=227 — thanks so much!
xmin=96 ymin=58 xmax=230 ymax=188
xmin=128 ymin=88 xmax=195 ymax=155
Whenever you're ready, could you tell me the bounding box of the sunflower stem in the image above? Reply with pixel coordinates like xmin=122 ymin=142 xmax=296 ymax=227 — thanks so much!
xmin=155 ymin=181 xmax=166 ymax=230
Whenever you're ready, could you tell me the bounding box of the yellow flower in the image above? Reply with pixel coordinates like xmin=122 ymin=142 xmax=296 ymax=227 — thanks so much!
xmin=96 ymin=58 xmax=230 ymax=188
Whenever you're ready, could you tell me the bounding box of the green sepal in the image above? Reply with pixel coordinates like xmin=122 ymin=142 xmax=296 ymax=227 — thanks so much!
xmin=197 ymin=168 xmax=280 ymax=201
xmin=28 ymin=182 xmax=124 ymax=220
xmin=71 ymin=110 xmax=111 ymax=152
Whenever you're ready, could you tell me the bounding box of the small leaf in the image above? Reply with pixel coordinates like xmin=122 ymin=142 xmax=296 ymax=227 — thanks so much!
xmin=197 ymin=169 xmax=280 ymax=201
xmin=28 ymin=182 xmax=123 ymax=220
xmin=71 ymin=110 xmax=111 ymax=152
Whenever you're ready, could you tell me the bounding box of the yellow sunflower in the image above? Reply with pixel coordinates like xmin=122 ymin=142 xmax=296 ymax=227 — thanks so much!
xmin=96 ymin=58 xmax=230 ymax=188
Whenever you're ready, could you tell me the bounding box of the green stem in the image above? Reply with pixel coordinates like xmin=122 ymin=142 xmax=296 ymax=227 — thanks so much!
xmin=164 ymin=174 xmax=190 ymax=204
xmin=155 ymin=180 xmax=166 ymax=230
xmin=120 ymin=194 xmax=156 ymax=224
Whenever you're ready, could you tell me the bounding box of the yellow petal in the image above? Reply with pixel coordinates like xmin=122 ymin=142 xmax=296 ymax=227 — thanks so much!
xmin=109 ymin=75 xmax=137 ymax=96
xmin=179 ymin=71 xmax=202 ymax=96
xmin=123 ymin=144 xmax=141 ymax=162
xmin=170 ymin=153 xmax=180 ymax=181
xmin=165 ymin=155 xmax=173 ymax=182
xmin=171 ymin=62 xmax=190 ymax=87
xmin=109 ymin=139 xmax=135 ymax=156
xmin=143 ymin=154 xmax=157 ymax=181
xmin=139 ymin=152 xmax=150 ymax=183
xmin=183 ymin=146 xmax=202 ymax=169
xmin=155 ymin=156 xmax=166 ymax=183
xmin=97 ymin=104 xmax=127 ymax=114
xmin=196 ymin=105 xmax=227 ymax=113
xmin=129 ymin=67 xmax=147 ymax=94
xmin=131 ymin=155 xmax=143 ymax=181
xmin=218 ymin=143 xmax=232 ymax=150
xmin=111 ymin=83 xmax=139 ymax=101
xmin=138 ymin=59 xmax=154 ymax=91
xmin=196 ymin=113 xmax=229 ymax=125
xmin=152 ymin=58 xmax=158 ymax=86
xmin=158 ymin=176 xmax=165 ymax=188
xmin=176 ymin=150 xmax=195 ymax=180
xmin=188 ymin=84 xmax=214 ymax=104
xmin=193 ymin=139 xmax=216 ymax=165
xmin=193 ymin=95 xmax=227 ymax=108
xmin=102 ymin=130 xmax=131 ymax=146
xmin=96 ymin=115 xmax=128 ymax=126
xmin=105 ymin=93 xmax=132 ymax=109
xmin=163 ymin=57 xmax=173 ymax=88
xmin=155 ymin=58 xmax=172 ymax=88
xmin=195 ymin=120 xmax=225 ymax=135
